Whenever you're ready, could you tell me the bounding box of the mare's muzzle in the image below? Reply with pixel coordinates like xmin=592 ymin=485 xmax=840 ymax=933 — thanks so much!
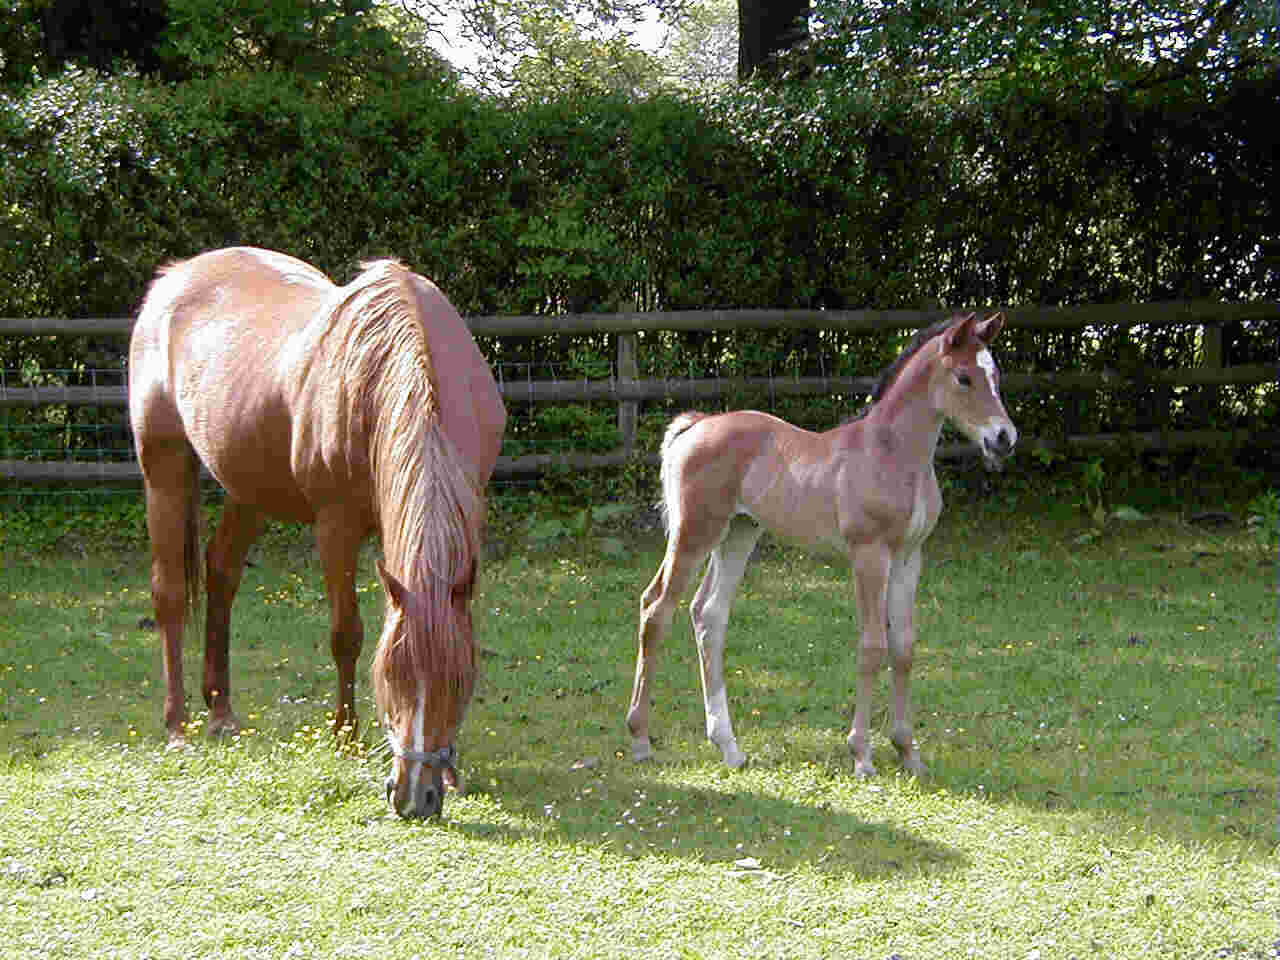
xmin=386 ymin=742 xmax=456 ymax=819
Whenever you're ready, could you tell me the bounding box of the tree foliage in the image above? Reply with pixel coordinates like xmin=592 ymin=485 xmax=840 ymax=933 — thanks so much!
xmin=0 ymin=0 xmax=1275 ymax=464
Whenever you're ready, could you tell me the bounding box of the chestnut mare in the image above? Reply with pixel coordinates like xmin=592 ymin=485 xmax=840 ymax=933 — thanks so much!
xmin=628 ymin=312 xmax=1017 ymax=776
xmin=129 ymin=247 xmax=506 ymax=818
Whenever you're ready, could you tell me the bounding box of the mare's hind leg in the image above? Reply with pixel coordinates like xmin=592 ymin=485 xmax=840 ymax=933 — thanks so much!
xmin=140 ymin=450 xmax=199 ymax=745
xmin=887 ymin=547 xmax=925 ymax=775
xmin=627 ymin=534 xmax=710 ymax=762
xmin=690 ymin=517 xmax=761 ymax=768
xmin=203 ymin=500 xmax=266 ymax=736
xmin=314 ymin=513 xmax=364 ymax=738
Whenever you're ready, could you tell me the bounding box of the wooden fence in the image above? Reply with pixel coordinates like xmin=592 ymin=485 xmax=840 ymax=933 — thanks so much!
xmin=1 ymin=300 xmax=1276 ymax=482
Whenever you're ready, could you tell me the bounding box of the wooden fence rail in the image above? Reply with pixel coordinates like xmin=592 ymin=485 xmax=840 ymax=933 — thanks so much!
xmin=2 ymin=299 xmax=1276 ymax=338
xmin=2 ymin=301 xmax=1276 ymax=481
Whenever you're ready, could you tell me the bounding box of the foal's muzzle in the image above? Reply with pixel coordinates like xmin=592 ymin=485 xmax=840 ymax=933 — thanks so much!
xmin=981 ymin=425 xmax=1017 ymax=468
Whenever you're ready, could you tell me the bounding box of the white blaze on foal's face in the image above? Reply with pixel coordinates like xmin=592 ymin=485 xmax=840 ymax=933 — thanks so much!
xmin=970 ymin=346 xmax=1017 ymax=464
xmin=976 ymin=348 xmax=999 ymax=399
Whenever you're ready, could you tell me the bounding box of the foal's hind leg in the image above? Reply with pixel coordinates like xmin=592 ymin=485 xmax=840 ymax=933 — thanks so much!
xmin=202 ymin=500 xmax=266 ymax=737
xmin=627 ymin=535 xmax=708 ymax=762
xmin=690 ymin=517 xmax=760 ymax=768
xmin=886 ymin=547 xmax=925 ymax=775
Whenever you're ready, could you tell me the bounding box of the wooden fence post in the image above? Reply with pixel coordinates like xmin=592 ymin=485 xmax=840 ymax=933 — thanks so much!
xmin=617 ymin=332 xmax=638 ymax=455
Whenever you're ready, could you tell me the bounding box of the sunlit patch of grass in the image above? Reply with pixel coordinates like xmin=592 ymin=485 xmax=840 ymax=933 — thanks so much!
xmin=0 ymin=494 xmax=1276 ymax=958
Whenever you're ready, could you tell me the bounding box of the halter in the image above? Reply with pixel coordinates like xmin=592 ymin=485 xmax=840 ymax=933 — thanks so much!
xmin=389 ymin=738 xmax=457 ymax=773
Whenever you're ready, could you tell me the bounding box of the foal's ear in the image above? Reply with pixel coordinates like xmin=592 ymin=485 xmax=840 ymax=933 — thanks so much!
xmin=377 ymin=558 xmax=410 ymax=612
xmin=974 ymin=312 xmax=1005 ymax=344
xmin=944 ymin=312 xmax=979 ymax=350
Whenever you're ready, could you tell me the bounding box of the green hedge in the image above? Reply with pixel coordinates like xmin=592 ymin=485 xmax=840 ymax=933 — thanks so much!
xmin=1 ymin=55 xmax=1276 ymax=464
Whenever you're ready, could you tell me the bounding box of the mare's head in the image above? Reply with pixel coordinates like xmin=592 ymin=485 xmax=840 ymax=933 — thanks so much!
xmin=373 ymin=558 xmax=476 ymax=819
xmin=931 ymin=312 xmax=1018 ymax=468
xmin=336 ymin=260 xmax=488 ymax=819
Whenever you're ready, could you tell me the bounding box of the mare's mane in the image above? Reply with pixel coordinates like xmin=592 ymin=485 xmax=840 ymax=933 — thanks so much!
xmin=323 ymin=260 xmax=481 ymax=722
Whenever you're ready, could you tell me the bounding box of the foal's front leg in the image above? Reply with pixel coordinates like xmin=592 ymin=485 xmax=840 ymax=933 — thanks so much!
xmin=887 ymin=547 xmax=926 ymax=775
xmin=847 ymin=542 xmax=892 ymax=777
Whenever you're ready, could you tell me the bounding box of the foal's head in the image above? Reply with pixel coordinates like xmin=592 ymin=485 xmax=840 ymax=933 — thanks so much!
xmin=373 ymin=559 xmax=476 ymax=819
xmin=931 ymin=312 xmax=1018 ymax=468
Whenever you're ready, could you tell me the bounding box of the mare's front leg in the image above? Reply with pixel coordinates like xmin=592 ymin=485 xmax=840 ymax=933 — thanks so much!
xmin=315 ymin=514 xmax=364 ymax=739
xmin=203 ymin=500 xmax=266 ymax=736
xmin=690 ymin=518 xmax=760 ymax=768
xmin=887 ymin=547 xmax=926 ymax=775
xmin=847 ymin=542 xmax=892 ymax=777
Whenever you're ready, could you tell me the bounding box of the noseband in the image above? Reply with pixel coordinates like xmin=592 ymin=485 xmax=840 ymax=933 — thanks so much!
xmin=389 ymin=738 xmax=457 ymax=775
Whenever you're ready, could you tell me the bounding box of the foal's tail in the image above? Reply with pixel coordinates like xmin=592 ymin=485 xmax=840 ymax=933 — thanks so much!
xmin=657 ymin=411 xmax=708 ymax=532
xmin=182 ymin=445 xmax=203 ymax=619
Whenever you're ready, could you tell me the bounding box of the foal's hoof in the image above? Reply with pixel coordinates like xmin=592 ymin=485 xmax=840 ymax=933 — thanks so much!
xmin=900 ymin=756 xmax=927 ymax=777
xmin=631 ymin=738 xmax=654 ymax=763
xmin=720 ymin=744 xmax=748 ymax=769
xmin=853 ymin=759 xmax=878 ymax=778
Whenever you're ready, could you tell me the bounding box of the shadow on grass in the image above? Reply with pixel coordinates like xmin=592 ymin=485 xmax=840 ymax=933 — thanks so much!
xmin=443 ymin=756 xmax=969 ymax=881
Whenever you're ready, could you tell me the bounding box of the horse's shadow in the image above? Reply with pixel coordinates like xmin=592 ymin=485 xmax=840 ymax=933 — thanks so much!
xmin=442 ymin=757 xmax=968 ymax=881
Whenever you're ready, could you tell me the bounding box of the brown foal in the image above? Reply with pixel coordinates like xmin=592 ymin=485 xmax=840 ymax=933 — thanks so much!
xmin=627 ymin=312 xmax=1017 ymax=775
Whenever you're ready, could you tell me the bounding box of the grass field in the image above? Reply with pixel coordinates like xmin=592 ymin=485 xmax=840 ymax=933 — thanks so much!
xmin=0 ymin=484 xmax=1276 ymax=959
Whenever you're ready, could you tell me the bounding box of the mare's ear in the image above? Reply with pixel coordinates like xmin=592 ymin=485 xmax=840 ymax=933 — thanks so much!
xmin=377 ymin=559 xmax=409 ymax=611
xmin=944 ymin=312 xmax=978 ymax=351
xmin=974 ymin=312 xmax=1005 ymax=344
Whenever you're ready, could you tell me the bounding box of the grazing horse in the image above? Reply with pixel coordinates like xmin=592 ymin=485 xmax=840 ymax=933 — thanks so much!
xmin=627 ymin=312 xmax=1017 ymax=776
xmin=129 ymin=247 xmax=506 ymax=818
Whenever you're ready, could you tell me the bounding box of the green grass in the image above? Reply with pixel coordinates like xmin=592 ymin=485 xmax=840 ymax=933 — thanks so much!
xmin=0 ymin=490 xmax=1276 ymax=959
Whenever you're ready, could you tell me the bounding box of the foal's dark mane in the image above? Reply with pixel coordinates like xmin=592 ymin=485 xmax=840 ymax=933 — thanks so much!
xmin=847 ymin=316 xmax=959 ymax=422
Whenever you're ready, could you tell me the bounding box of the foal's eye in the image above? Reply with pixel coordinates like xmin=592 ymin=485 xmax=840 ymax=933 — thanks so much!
xmin=956 ymin=372 xmax=972 ymax=387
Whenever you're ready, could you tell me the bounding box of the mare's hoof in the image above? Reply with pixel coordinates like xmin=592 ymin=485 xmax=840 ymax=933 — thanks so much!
xmin=206 ymin=714 xmax=241 ymax=738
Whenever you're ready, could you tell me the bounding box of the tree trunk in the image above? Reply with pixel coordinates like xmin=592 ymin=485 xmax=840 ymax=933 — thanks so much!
xmin=737 ymin=0 xmax=809 ymax=81
xmin=40 ymin=0 xmax=169 ymax=74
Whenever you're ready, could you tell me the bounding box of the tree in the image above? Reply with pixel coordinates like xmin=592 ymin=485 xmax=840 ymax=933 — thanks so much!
xmin=736 ymin=0 xmax=808 ymax=79
xmin=506 ymin=14 xmax=661 ymax=99
xmin=162 ymin=0 xmax=425 ymax=88
xmin=0 ymin=0 xmax=170 ymax=83
xmin=656 ymin=0 xmax=737 ymax=90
